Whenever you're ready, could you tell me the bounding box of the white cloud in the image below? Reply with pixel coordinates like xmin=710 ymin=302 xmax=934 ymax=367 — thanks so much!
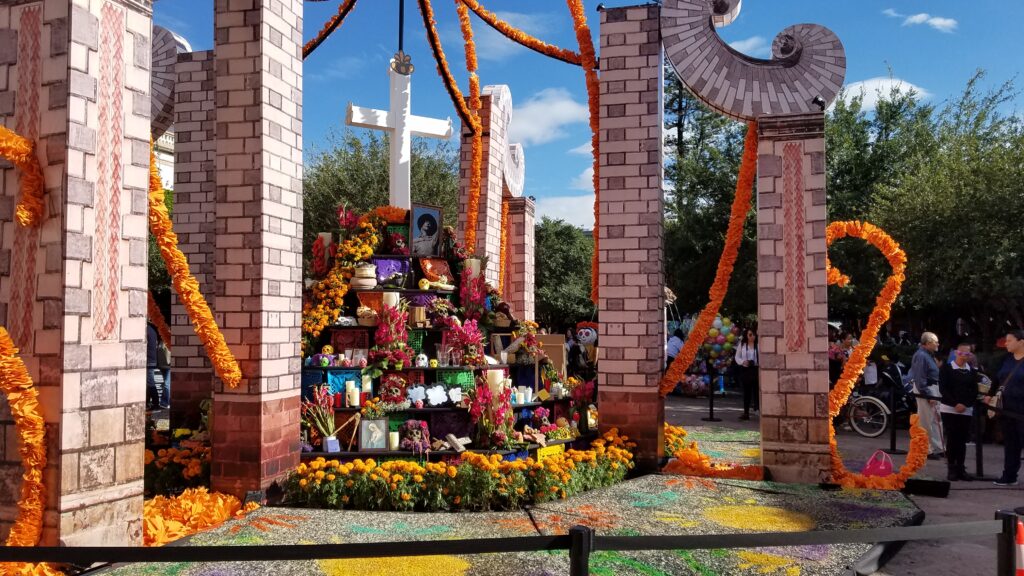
xmin=728 ymin=36 xmax=770 ymax=58
xmin=443 ymin=11 xmax=556 ymax=62
xmin=568 ymin=141 xmax=592 ymax=155
xmin=570 ymin=166 xmax=594 ymax=191
xmin=308 ymin=55 xmax=368 ymax=82
xmin=509 ymin=88 xmax=589 ymax=146
xmin=535 ymin=193 xmax=596 ymax=229
xmin=882 ymin=9 xmax=958 ymax=33
xmin=841 ymin=77 xmax=931 ymax=111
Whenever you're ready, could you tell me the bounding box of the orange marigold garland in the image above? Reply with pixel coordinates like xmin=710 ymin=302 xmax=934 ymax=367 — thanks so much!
xmin=566 ymin=0 xmax=601 ymax=304
xmin=824 ymin=221 xmax=926 ymax=490
xmin=417 ymin=0 xmax=480 ymax=137
xmin=454 ymin=0 xmax=484 ymax=251
xmin=458 ymin=0 xmax=582 ymax=65
xmin=499 ymin=198 xmax=509 ymax=294
xmin=149 ymin=145 xmax=241 ymax=388
xmin=659 ymin=123 xmax=757 ymax=397
xmin=0 ymin=328 xmax=61 ymax=576
xmin=0 ymin=125 xmax=46 ymax=228
xmin=302 ymin=0 xmax=359 ymax=59
xmin=663 ymin=443 xmax=764 ymax=481
xmin=147 ymin=291 xmax=173 ymax=351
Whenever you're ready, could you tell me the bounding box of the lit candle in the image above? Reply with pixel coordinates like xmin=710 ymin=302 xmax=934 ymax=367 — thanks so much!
xmin=389 ymin=431 xmax=401 ymax=451
xmin=383 ymin=291 xmax=400 ymax=308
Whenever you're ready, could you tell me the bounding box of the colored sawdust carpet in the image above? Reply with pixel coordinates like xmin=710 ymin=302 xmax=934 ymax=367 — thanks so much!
xmin=92 ymin=475 xmax=920 ymax=576
xmin=683 ymin=425 xmax=762 ymax=467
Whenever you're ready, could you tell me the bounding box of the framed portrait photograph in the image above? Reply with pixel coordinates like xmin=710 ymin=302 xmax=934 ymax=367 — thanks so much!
xmin=410 ymin=203 xmax=443 ymax=257
xmin=359 ymin=418 xmax=389 ymax=452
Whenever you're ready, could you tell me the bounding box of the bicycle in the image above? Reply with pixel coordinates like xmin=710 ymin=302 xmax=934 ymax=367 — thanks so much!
xmin=845 ymin=364 xmax=915 ymax=438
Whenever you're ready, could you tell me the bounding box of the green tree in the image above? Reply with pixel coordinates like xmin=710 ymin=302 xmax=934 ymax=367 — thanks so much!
xmin=534 ymin=217 xmax=595 ymax=329
xmin=662 ymin=64 xmax=756 ymax=319
xmin=869 ymin=72 xmax=1024 ymax=343
xmin=302 ymin=130 xmax=460 ymax=260
xmin=148 ymin=187 xmax=174 ymax=295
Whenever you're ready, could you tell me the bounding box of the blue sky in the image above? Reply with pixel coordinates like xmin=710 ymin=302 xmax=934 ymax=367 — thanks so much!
xmin=156 ymin=0 xmax=1022 ymax=228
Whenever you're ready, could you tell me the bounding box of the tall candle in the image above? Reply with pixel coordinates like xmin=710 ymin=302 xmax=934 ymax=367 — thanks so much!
xmin=389 ymin=431 xmax=400 ymax=451
xmin=361 ymin=375 xmax=373 ymax=393
xmin=466 ymin=258 xmax=481 ymax=279
xmin=383 ymin=291 xmax=400 ymax=308
xmin=486 ymin=370 xmax=504 ymax=395
xmin=346 ymin=381 xmax=359 ymax=407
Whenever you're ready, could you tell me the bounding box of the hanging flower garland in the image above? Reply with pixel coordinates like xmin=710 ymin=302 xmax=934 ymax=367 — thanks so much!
xmin=0 ymin=125 xmax=45 ymax=228
xmin=824 ymin=221 xmax=926 ymax=490
xmin=454 ymin=0 xmax=484 ymax=252
xmin=565 ymin=0 xmax=601 ymax=304
xmin=417 ymin=0 xmax=480 ymax=138
xmin=498 ymin=198 xmax=509 ymax=294
xmin=149 ymin=145 xmax=241 ymax=388
xmin=659 ymin=123 xmax=757 ymax=397
xmin=0 ymin=328 xmax=61 ymax=576
xmin=302 ymin=0 xmax=359 ymax=59
xmin=147 ymin=291 xmax=173 ymax=351
xmin=458 ymin=0 xmax=582 ymax=65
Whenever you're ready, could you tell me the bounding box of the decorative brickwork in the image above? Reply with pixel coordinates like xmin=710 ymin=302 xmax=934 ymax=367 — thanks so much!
xmin=505 ymin=196 xmax=534 ymax=321
xmin=1 ymin=0 xmax=152 ymax=545
xmin=211 ymin=0 xmax=303 ymax=496
xmin=170 ymin=50 xmax=216 ymax=428
xmin=595 ymin=5 xmax=665 ymax=473
xmin=755 ymin=114 xmax=831 ymax=483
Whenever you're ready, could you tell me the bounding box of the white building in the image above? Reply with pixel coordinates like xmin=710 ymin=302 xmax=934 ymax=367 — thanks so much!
xmin=154 ymin=129 xmax=175 ymax=190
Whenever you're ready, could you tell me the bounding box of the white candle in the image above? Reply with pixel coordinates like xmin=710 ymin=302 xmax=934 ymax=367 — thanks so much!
xmin=487 ymin=370 xmax=504 ymax=395
xmin=466 ymin=258 xmax=481 ymax=278
xmin=389 ymin=431 xmax=401 ymax=450
xmin=361 ymin=375 xmax=373 ymax=393
xmin=383 ymin=291 xmax=400 ymax=308
xmin=346 ymin=381 xmax=359 ymax=407
xmin=318 ymin=231 xmax=333 ymax=253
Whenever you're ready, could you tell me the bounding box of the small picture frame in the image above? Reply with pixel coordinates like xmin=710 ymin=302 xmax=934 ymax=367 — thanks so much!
xmin=359 ymin=418 xmax=389 ymax=452
xmin=410 ymin=203 xmax=443 ymax=257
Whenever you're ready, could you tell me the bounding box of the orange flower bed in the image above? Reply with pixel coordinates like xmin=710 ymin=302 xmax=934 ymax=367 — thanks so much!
xmin=149 ymin=145 xmax=241 ymax=388
xmin=144 ymin=488 xmax=259 ymax=546
xmin=459 ymin=0 xmax=582 ymax=65
xmin=147 ymin=291 xmax=173 ymax=351
xmin=825 ymin=221 xmax=925 ymax=490
xmin=360 ymin=205 xmax=408 ymax=225
xmin=302 ymin=0 xmax=359 ymax=59
xmin=660 ymin=123 xmax=757 ymax=396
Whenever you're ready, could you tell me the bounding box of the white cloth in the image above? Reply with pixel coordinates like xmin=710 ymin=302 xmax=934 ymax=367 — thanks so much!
xmin=666 ymin=336 xmax=683 ymax=359
xmin=938 ymin=361 xmax=974 ymax=417
xmin=734 ymin=342 xmax=758 ymax=367
xmin=864 ymin=363 xmax=878 ymax=386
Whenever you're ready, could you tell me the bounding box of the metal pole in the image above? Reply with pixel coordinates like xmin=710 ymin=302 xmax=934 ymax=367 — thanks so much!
xmin=398 ymin=0 xmax=405 ymax=52
xmin=975 ymin=402 xmax=986 ymax=479
xmin=996 ymin=510 xmax=1017 ymax=576
xmin=701 ymin=382 xmax=721 ymax=422
xmin=569 ymin=525 xmax=594 ymax=576
xmin=885 ymin=379 xmax=906 ymax=455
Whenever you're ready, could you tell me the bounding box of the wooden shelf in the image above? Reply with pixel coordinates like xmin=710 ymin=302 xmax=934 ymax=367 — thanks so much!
xmin=349 ymin=288 xmax=455 ymax=296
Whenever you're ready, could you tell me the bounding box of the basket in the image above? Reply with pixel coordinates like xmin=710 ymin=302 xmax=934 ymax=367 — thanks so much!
xmin=438 ymin=369 xmax=476 ymax=392
xmin=421 ymin=258 xmax=454 ymax=282
xmin=407 ymin=330 xmax=426 ymax=354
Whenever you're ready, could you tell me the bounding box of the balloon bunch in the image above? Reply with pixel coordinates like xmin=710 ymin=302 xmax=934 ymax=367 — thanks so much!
xmin=700 ymin=315 xmax=740 ymax=359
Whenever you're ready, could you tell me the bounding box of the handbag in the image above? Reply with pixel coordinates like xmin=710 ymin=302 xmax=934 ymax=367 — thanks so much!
xmin=861 ymin=450 xmax=894 ymax=477
xmin=989 ymin=359 xmax=1024 ymax=418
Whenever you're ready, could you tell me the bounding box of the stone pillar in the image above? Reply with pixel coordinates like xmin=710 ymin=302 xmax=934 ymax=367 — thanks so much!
xmin=756 ymin=114 xmax=831 ymax=484
xmin=458 ymin=85 xmax=510 ymax=286
xmin=0 ymin=0 xmax=151 ymax=545
xmin=595 ymin=5 xmax=665 ymax=472
xmin=505 ymin=196 xmax=535 ymax=320
xmin=169 ymin=50 xmax=216 ymax=428
xmin=211 ymin=0 xmax=303 ymax=496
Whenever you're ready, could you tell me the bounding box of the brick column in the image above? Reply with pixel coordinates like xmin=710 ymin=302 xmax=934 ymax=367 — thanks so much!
xmin=756 ymin=113 xmax=831 ymax=484
xmin=0 ymin=0 xmax=151 ymax=545
xmin=595 ymin=5 xmax=664 ymax=472
xmin=505 ymin=196 xmax=534 ymax=320
xmin=458 ymin=85 xmax=511 ymax=286
xmin=211 ymin=0 xmax=303 ymax=496
xmin=169 ymin=50 xmax=216 ymax=428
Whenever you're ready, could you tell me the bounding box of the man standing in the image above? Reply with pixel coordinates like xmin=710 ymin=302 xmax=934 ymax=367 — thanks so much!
xmin=911 ymin=332 xmax=945 ymax=459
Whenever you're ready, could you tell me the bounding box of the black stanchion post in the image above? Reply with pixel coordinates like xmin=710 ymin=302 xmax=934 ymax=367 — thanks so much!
xmin=701 ymin=386 xmax=721 ymax=422
xmin=884 ymin=383 xmax=906 ymax=455
xmin=569 ymin=525 xmax=594 ymax=576
xmin=996 ymin=510 xmax=1017 ymax=576
xmin=974 ymin=401 xmax=986 ymax=479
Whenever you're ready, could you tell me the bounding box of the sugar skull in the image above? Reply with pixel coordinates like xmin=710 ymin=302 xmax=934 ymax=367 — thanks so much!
xmin=416 ymin=353 xmax=429 ymax=368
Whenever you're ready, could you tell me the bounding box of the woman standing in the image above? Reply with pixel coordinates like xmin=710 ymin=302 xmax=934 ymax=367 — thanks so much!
xmin=939 ymin=342 xmax=980 ymax=481
xmin=994 ymin=329 xmax=1024 ymax=486
xmin=734 ymin=329 xmax=759 ymax=420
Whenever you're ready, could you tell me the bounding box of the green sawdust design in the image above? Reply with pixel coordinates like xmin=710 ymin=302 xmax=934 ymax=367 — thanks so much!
xmin=131 ymin=563 xmax=192 ymax=576
xmin=676 ymin=550 xmax=720 ymax=576
xmin=630 ymin=491 xmax=680 ymax=508
xmin=349 ymin=522 xmax=451 ymax=537
xmin=590 ymin=551 xmax=673 ymax=576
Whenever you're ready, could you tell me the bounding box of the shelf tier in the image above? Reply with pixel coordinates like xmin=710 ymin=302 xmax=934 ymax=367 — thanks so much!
xmin=303 ymin=364 xmax=512 ymax=373
xmin=332 ymin=398 xmax=570 ymax=414
xmin=300 ymin=439 xmax=578 ymax=461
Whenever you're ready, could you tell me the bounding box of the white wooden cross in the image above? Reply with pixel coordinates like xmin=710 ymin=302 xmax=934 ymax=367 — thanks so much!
xmin=346 ymin=57 xmax=453 ymax=209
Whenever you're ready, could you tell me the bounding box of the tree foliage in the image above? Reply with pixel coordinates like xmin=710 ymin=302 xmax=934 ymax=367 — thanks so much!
xmin=534 ymin=217 xmax=595 ymax=330
xmin=302 ymin=130 xmax=460 ymax=260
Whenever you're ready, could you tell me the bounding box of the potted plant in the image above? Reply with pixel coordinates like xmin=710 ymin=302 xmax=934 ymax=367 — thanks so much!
xmin=301 ymin=385 xmax=340 ymax=452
